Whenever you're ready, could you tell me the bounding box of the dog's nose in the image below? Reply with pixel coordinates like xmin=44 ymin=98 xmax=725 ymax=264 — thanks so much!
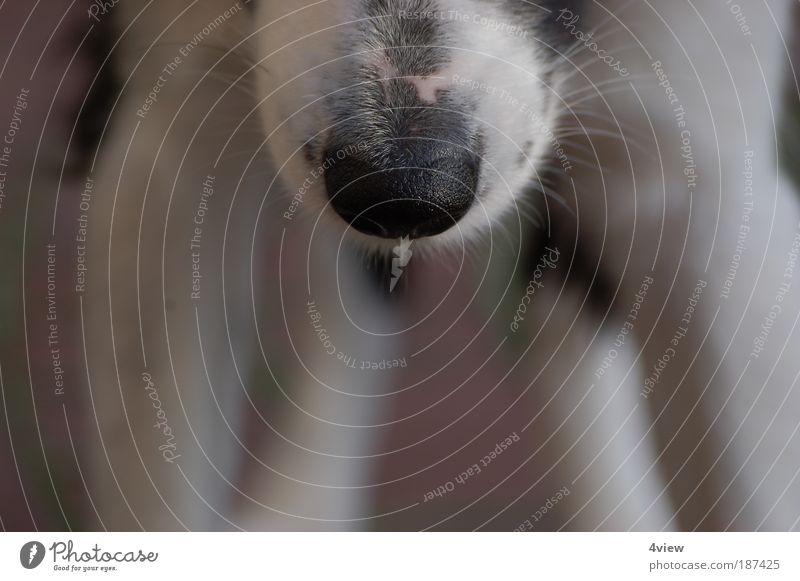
xmin=325 ymin=143 xmax=479 ymax=239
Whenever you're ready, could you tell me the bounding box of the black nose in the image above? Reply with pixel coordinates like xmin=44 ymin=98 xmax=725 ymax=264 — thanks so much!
xmin=324 ymin=143 xmax=479 ymax=239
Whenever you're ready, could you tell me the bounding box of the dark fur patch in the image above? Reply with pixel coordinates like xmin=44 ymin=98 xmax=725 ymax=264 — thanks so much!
xmin=71 ymin=20 xmax=120 ymax=176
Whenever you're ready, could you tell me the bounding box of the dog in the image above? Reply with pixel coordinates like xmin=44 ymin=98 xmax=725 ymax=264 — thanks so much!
xmin=80 ymin=0 xmax=800 ymax=530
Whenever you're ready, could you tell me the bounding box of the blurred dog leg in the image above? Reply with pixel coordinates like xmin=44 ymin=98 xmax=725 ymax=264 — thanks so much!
xmin=519 ymin=270 xmax=674 ymax=530
xmin=571 ymin=0 xmax=800 ymax=529
xmin=84 ymin=2 xmax=259 ymax=529
xmin=236 ymin=242 xmax=394 ymax=531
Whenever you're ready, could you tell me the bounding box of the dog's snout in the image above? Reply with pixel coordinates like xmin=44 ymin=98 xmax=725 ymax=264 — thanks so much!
xmin=325 ymin=143 xmax=479 ymax=239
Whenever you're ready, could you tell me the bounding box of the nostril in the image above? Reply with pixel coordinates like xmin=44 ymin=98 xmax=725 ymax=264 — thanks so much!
xmin=324 ymin=144 xmax=480 ymax=239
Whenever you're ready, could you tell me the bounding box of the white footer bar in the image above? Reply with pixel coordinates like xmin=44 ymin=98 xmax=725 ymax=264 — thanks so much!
xmin=1 ymin=532 xmax=797 ymax=579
